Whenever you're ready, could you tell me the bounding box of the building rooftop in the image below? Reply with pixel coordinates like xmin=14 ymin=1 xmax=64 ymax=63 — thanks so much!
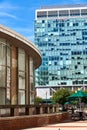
xmin=41 ymin=4 xmax=87 ymax=9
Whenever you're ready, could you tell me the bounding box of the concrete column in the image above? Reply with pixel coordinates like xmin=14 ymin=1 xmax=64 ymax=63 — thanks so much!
xmin=52 ymin=106 xmax=55 ymax=113
xmin=56 ymin=106 xmax=59 ymax=112
xmin=47 ymin=106 xmax=50 ymax=114
xmin=29 ymin=107 xmax=36 ymax=115
xmin=11 ymin=46 xmax=18 ymax=105
xmin=40 ymin=107 xmax=43 ymax=114
xmin=14 ymin=108 xmax=19 ymax=116
xmin=28 ymin=57 xmax=30 ymax=104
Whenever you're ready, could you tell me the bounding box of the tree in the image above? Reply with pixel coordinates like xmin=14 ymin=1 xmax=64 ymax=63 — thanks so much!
xmin=52 ymin=88 xmax=70 ymax=105
xmin=34 ymin=96 xmax=42 ymax=104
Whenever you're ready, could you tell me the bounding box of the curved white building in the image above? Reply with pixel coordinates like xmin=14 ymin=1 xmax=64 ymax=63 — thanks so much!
xmin=0 ymin=24 xmax=42 ymax=105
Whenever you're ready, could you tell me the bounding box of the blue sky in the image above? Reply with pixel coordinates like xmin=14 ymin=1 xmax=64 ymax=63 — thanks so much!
xmin=0 ymin=0 xmax=87 ymax=42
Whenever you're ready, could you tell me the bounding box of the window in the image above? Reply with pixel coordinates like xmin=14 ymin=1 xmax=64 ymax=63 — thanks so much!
xmin=29 ymin=57 xmax=34 ymax=104
xmin=48 ymin=11 xmax=58 ymax=17
xmin=70 ymin=9 xmax=80 ymax=16
xmin=0 ymin=40 xmax=11 ymax=105
xmin=37 ymin=11 xmax=47 ymax=18
xmin=73 ymin=23 xmax=78 ymax=26
xmin=81 ymin=9 xmax=87 ymax=16
xmin=75 ymin=65 xmax=77 ymax=69
xmin=84 ymin=23 xmax=87 ymax=26
xmin=18 ymin=48 xmax=25 ymax=105
xmin=59 ymin=23 xmax=64 ymax=27
xmin=59 ymin=10 xmax=69 ymax=17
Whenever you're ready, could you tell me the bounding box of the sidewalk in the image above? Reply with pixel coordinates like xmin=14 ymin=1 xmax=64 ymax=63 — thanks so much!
xmin=23 ymin=120 xmax=87 ymax=130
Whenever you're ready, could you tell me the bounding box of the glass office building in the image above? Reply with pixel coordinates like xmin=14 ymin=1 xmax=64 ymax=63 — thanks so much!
xmin=35 ymin=4 xmax=87 ymax=89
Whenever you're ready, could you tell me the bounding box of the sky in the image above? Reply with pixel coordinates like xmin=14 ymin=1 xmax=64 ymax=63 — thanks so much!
xmin=0 ymin=0 xmax=87 ymax=42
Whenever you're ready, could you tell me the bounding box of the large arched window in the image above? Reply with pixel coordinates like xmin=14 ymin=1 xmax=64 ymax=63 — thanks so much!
xmin=18 ymin=48 xmax=26 ymax=104
xmin=0 ymin=38 xmax=11 ymax=105
xmin=29 ymin=57 xmax=35 ymax=104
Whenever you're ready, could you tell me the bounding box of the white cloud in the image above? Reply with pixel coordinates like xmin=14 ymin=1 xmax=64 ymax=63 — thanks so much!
xmin=13 ymin=27 xmax=33 ymax=34
xmin=0 ymin=2 xmax=18 ymax=10
xmin=0 ymin=12 xmax=17 ymax=19
xmin=0 ymin=1 xmax=20 ymax=19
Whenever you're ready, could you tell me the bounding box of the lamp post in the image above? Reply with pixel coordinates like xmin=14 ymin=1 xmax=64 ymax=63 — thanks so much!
xmin=46 ymin=91 xmax=47 ymax=104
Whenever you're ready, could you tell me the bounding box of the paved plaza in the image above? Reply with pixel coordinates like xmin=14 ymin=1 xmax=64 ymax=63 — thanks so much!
xmin=23 ymin=120 xmax=87 ymax=130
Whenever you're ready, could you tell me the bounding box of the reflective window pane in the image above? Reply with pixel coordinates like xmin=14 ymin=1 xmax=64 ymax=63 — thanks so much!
xmin=0 ymin=89 xmax=5 ymax=105
xmin=0 ymin=66 xmax=6 ymax=87
xmin=18 ymin=48 xmax=25 ymax=104
xmin=18 ymin=90 xmax=25 ymax=104
xmin=29 ymin=57 xmax=35 ymax=104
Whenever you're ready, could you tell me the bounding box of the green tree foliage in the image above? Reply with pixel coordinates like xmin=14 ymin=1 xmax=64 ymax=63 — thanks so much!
xmin=84 ymin=90 xmax=87 ymax=94
xmin=52 ymin=88 xmax=70 ymax=105
xmin=82 ymin=90 xmax=87 ymax=103
xmin=34 ymin=96 xmax=42 ymax=104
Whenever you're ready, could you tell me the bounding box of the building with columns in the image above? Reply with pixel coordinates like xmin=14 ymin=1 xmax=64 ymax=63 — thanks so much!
xmin=0 ymin=24 xmax=42 ymax=105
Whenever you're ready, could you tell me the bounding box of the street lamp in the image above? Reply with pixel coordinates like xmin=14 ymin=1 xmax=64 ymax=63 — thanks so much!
xmin=46 ymin=91 xmax=47 ymax=104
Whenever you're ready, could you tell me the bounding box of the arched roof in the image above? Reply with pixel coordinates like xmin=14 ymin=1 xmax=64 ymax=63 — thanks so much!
xmin=0 ymin=24 xmax=42 ymax=69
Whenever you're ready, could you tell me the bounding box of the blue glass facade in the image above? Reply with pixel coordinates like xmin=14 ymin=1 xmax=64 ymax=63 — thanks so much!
xmin=35 ymin=5 xmax=87 ymax=87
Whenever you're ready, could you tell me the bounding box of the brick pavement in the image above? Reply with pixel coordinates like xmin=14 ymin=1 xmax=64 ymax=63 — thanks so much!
xmin=23 ymin=120 xmax=87 ymax=130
